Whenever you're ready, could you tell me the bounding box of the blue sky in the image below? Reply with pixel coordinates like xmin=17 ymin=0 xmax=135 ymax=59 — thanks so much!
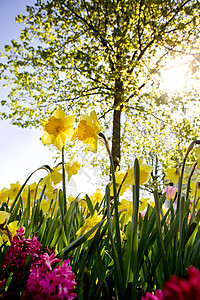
xmin=0 ymin=0 xmax=57 ymax=189
xmin=0 ymin=0 xmax=95 ymax=194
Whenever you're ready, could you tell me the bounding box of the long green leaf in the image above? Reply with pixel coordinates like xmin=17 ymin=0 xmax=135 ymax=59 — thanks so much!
xmin=58 ymin=219 xmax=105 ymax=258
xmin=105 ymin=184 xmax=124 ymax=299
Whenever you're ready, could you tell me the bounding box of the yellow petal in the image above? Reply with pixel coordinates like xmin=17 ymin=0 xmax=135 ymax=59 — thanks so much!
xmin=53 ymin=108 xmax=67 ymax=119
xmin=63 ymin=128 xmax=75 ymax=142
xmin=90 ymin=110 xmax=101 ymax=133
xmin=80 ymin=114 xmax=93 ymax=126
xmin=0 ymin=211 xmax=10 ymax=225
xmin=41 ymin=132 xmax=54 ymax=145
xmin=54 ymin=135 xmax=64 ymax=150
xmin=40 ymin=118 xmax=48 ymax=128
xmin=195 ymin=146 xmax=200 ymax=158
xmin=165 ymin=168 xmax=179 ymax=184
xmin=87 ymin=137 xmax=98 ymax=153
xmin=197 ymin=158 xmax=200 ymax=169
xmin=63 ymin=115 xmax=75 ymax=127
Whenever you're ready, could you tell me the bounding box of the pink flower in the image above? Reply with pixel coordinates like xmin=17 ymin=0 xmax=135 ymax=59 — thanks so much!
xmin=40 ymin=253 xmax=60 ymax=271
xmin=22 ymin=253 xmax=77 ymax=300
xmin=142 ymin=290 xmax=163 ymax=300
xmin=3 ymin=227 xmax=42 ymax=278
xmin=165 ymin=186 xmax=178 ymax=200
xmin=162 ymin=267 xmax=200 ymax=300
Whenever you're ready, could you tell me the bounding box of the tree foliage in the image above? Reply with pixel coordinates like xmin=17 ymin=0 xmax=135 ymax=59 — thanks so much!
xmin=0 ymin=0 xmax=200 ymax=186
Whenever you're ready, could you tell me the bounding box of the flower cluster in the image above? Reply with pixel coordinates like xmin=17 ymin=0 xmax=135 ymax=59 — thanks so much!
xmin=41 ymin=108 xmax=102 ymax=153
xmin=2 ymin=228 xmax=77 ymax=299
xmin=3 ymin=227 xmax=42 ymax=277
xmin=22 ymin=253 xmax=77 ymax=300
xmin=142 ymin=266 xmax=200 ymax=300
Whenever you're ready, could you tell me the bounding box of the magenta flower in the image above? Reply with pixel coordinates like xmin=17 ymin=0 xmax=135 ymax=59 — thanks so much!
xmin=142 ymin=290 xmax=163 ymax=300
xmin=162 ymin=267 xmax=200 ymax=300
xmin=40 ymin=252 xmax=60 ymax=271
xmin=142 ymin=267 xmax=200 ymax=300
xmin=3 ymin=227 xmax=42 ymax=277
xmin=22 ymin=253 xmax=77 ymax=300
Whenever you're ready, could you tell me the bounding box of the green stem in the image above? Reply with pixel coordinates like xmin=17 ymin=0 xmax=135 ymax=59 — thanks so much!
xmin=99 ymin=133 xmax=124 ymax=284
xmin=62 ymin=146 xmax=67 ymax=215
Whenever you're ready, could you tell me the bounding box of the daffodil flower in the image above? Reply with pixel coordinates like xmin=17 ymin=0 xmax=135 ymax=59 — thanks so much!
xmin=76 ymin=211 xmax=103 ymax=239
xmin=67 ymin=195 xmax=76 ymax=206
xmin=22 ymin=182 xmax=43 ymax=207
xmin=190 ymin=181 xmax=200 ymax=198
xmin=7 ymin=182 xmax=21 ymax=200
xmin=195 ymin=145 xmax=200 ymax=158
xmin=123 ymin=161 xmax=152 ymax=187
xmin=0 ymin=211 xmax=10 ymax=226
xmin=110 ymin=167 xmax=129 ymax=196
xmin=118 ymin=199 xmax=133 ymax=224
xmin=165 ymin=168 xmax=180 ymax=184
xmin=0 ymin=211 xmax=11 ymax=239
xmin=195 ymin=146 xmax=200 ymax=169
xmin=139 ymin=198 xmax=150 ymax=211
xmin=76 ymin=110 xmax=101 ymax=153
xmin=40 ymin=168 xmax=62 ymax=187
xmin=0 ymin=188 xmax=8 ymax=204
xmin=41 ymin=108 xmax=75 ymax=150
xmin=65 ymin=161 xmax=81 ymax=181
xmin=2 ymin=221 xmax=19 ymax=245
xmin=90 ymin=188 xmax=103 ymax=206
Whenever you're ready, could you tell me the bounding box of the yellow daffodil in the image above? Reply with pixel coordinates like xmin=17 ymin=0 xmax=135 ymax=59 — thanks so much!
xmin=194 ymin=146 xmax=200 ymax=169
xmin=0 ymin=211 xmax=11 ymax=237
xmin=41 ymin=108 xmax=75 ymax=150
xmin=65 ymin=161 xmax=81 ymax=181
xmin=76 ymin=110 xmax=101 ymax=152
xmin=149 ymin=200 xmax=155 ymax=208
xmin=90 ymin=188 xmax=103 ymax=206
xmin=22 ymin=183 xmax=42 ymax=206
xmin=165 ymin=168 xmax=180 ymax=184
xmin=67 ymin=195 xmax=76 ymax=206
xmin=7 ymin=181 xmax=21 ymax=200
xmin=40 ymin=168 xmax=62 ymax=187
xmin=118 ymin=199 xmax=133 ymax=224
xmin=123 ymin=161 xmax=152 ymax=188
xmin=0 ymin=235 xmax=3 ymax=245
xmin=2 ymin=221 xmax=19 ymax=245
xmin=195 ymin=146 xmax=200 ymax=158
xmin=0 ymin=211 xmax=10 ymax=226
xmin=40 ymin=199 xmax=51 ymax=215
xmin=78 ymin=198 xmax=88 ymax=212
xmin=0 ymin=188 xmax=8 ymax=204
xmin=41 ymin=196 xmax=58 ymax=216
xmin=139 ymin=198 xmax=150 ymax=211
xmin=76 ymin=211 xmax=103 ymax=239
xmin=197 ymin=160 xmax=200 ymax=169
xmin=190 ymin=181 xmax=200 ymax=198
xmin=110 ymin=168 xmax=129 ymax=196
xmin=44 ymin=186 xmax=58 ymax=201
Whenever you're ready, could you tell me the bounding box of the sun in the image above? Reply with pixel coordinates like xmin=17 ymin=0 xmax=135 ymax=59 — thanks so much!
xmin=160 ymin=58 xmax=191 ymax=91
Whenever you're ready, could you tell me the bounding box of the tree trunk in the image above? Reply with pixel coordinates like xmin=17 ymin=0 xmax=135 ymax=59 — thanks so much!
xmin=111 ymin=78 xmax=123 ymax=171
